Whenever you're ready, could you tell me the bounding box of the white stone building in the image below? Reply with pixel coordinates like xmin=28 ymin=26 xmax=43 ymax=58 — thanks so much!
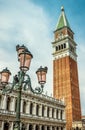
xmin=0 ymin=88 xmax=66 ymax=130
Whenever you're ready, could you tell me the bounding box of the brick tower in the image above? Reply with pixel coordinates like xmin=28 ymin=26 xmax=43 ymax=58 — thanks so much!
xmin=52 ymin=7 xmax=81 ymax=130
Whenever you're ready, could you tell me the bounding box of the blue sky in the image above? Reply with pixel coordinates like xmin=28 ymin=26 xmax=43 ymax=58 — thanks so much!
xmin=0 ymin=0 xmax=85 ymax=115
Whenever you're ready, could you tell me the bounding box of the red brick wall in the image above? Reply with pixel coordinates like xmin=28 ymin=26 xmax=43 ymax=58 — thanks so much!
xmin=53 ymin=56 xmax=81 ymax=130
xmin=54 ymin=28 xmax=74 ymax=40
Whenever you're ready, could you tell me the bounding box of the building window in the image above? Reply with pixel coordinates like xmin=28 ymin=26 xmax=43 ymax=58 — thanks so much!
xmin=36 ymin=104 xmax=39 ymax=116
xmin=64 ymin=43 xmax=66 ymax=48
xmin=56 ymin=109 xmax=58 ymax=119
xmin=6 ymin=97 xmax=11 ymax=111
xmin=42 ymin=105 xmax=44 ymax=117
xmin=59 ymin=45 xmax=61 ymax=50
xmin=4 ymin=122 xmax=9 ymax=130
xmin=61 ymin=110 xmax=63 ymax=120
xmin=21 ymin=123 xmax=26 ymax=130
xmin=56 ymin=43 xmax=66 ymax=51
xmin=52 ymin=126 xmax=55 ymax=130
xmin=61 ymin=127 xmax=63 ymax=130
xmin=70 ymin=45 xmax=74 ymax=52
xmin=29 ymin=124 xmax=33 ymax=130
xmin=56 ymin=46 xmax=58 ymax=51
xmin=61 ymin=44 xmax=63 ymax=49
xmin=41 ymin=126 xmax=44 ymax=130
xmin=57 ymin=127 xmax=59 ymax=130
xmin=15 ymin=98 xmax=17 ymax=112
xmin=52 ymin=108 xmax=54 ymax=118
xmin=47 ymin=107 xmax=50 ymax=117
xmin=47 ymin=126 xmax=50 ymax=130
xmin=30 ymin=102 xmax=33 ymax=115
xmin=76 ymin=127 xmax=79 ymax=130
xmin=23 ymin=101 xmax=26 ymax=113
xmin=35 ymin=125 xmax=39 ymax=130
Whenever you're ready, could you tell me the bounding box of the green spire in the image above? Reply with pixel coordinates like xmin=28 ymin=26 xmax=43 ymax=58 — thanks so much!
xmin=56 ymin=6 xmax=71 ymax=30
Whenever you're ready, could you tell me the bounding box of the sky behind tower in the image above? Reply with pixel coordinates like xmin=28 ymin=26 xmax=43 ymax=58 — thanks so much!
xmin=0 ymin=0 xmax=85 ymax=115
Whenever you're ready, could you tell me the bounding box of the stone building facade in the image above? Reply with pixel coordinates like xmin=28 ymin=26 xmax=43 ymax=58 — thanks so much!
xmin=0 ymin=89 xmax=66 ymax=130
xmin=72 ymin=116 xmax=85 ymax=130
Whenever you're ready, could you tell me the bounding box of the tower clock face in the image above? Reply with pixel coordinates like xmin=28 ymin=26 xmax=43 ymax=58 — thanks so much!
xmin=58 ymin=32 xmax=63 ymax=39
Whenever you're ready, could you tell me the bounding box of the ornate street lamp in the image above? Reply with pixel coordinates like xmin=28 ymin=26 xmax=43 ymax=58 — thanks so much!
xmin=0 ymin=68 xmax=11 ymax=85
xmin=0 ymin=45 xmax=48 ymax=130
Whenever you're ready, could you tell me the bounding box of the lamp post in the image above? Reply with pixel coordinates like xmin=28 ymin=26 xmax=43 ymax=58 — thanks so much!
xmin=0 ymin=45 xmax=48 ymax=130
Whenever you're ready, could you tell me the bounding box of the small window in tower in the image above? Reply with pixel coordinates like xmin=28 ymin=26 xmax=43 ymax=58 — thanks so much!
xmin=56 ymin=46 xmax=58 ymax=51
xmin=58 ymin=32 xmax=63 ymax=39
xmin=70 ymin=45 xmax=74 ymax=52
xmin=64 ymin=43 xmax=66 ymax=48
xmin=61 ymin=44 xmax=63 ymax=49
xmin=59 ymin=45 xmax=61 ymax=50
xmin=72 ymin=46 xmax=74 ymax=52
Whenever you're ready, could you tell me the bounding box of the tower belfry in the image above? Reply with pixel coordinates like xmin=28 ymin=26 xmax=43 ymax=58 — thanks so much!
xmin=52 ymin=7 xmax=81 ymax=130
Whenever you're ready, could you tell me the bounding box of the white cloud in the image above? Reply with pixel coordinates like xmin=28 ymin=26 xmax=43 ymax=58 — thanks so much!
xmin=77 ymin=43 xmax=85 ymax=115
xmin=0 ymin=0 xmax=52 ymax=95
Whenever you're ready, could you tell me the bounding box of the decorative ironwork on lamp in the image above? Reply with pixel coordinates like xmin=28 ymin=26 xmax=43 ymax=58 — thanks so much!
xmin=0 ymin=44 xmax=48 ymax=130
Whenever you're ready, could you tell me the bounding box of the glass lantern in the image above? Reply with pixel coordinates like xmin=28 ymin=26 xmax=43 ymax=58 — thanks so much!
xmin=19 ymin=50 xmax=33 ymax=72
xmin=0 ymin=68 xmax=11 ymax=85
xmin=36 ymin=66 xmax=48 ymax=85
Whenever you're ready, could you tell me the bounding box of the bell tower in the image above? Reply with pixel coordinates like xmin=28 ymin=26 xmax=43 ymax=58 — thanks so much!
xmin=52 ymin=7 xmax=81 ymax=130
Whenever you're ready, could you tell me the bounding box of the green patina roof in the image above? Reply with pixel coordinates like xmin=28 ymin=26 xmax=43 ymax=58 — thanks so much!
xmin=56 ymin=6 xmax=71 ymax=30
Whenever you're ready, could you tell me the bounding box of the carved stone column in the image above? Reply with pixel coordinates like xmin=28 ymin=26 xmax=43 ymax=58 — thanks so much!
xmin=1 ymin=121 xmax=4 ymax=130
xmin=20 ymin=99 xmax=23 ymax=113
xmin=59 ymin=127 xmax=61 ymax=130
xmin=44 ymin=106 xmax=47 ymax=117
xmin=2 ymin=95 xmax=7 ymax=109
xmin=33 ymin=103 xmax=36 ymax=116
xmin=44 ymin=126 xmax=47 ymax=130
xmin=39 ymin=104 xmax=42 ymax=117
xmin=33 ymin=124 xmax=36 ymax=130
xmin=54 ymin=108 xmax=56 ymax=119
xmin=58 ymin=110 xmax=61 ymax=120
xmin=26 ymin=101 xmax=30 ymax=114
xmin=49 ymin=126 xmax=52 ymax=130
xmin=39 ymin=125 xmax=42 ymax=130
xmin=9 ymin=122 xmax=13 ymax=130
xmin=62 ymin=110 xmax=66 ymax=120
xmin=49 ymin=107 xmax=52 ymax=118
xmin=11 ymin=97 xmax=16 ymax=111
xmin=26 ymin=124 xmax=29 ymax=130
